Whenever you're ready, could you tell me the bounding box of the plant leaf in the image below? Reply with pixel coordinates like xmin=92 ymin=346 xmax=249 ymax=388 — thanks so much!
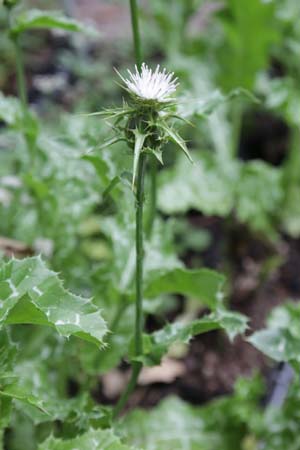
xmin=0 ymin=383 xmax=51 ymax=416
xmin=10 ymin=9 xmax=90 ymax=36
xmin=38 ymin=428 xmax=141 ymax=450
xmin=179 ymin=88 xmax=259 ymax=119
xmin=0 ymin=256 xmax=108 ymax=347
xmin=158 ymin=151 xmax=238 ymax=216
xmin=248 ymin=302 xmax=300 ymax=370
xmin=236 ymin=161 xmax=283 ymax=239
xmin=0 ymin=330 xmax=18 ymax=380
xmin=0 ymin=93 xmax=23 ymax=126
xmin=132 ymin=308 xmax=247 ymax=366
xmin=144 ymin=267 xmax=226 ymax=309
xmin=119 ymin=381 xmax=262 ymax=450
xmin=158 ymin=122 xmax=193 ymax=162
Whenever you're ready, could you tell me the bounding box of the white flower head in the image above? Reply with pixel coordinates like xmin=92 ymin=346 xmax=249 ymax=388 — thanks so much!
xmin=119 ymin=63 xmax=179 ymax=103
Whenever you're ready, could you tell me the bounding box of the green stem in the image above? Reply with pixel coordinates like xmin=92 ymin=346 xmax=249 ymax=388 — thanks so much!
xmin=112 ymin=361 xmax=142 ymax=418
xmin=7 ymin=3 xmax=37 ymax=167
xmin=231 ymin=102 xmax=242 ymax=158
xmin=134 ymin=153 xmax=146 ymax=356
xmin=13 ymin=36 xmax=28 ymax=112
xmin=113 ymin=0 xmax=145 ymax=420
xmin=5 ymin=7 xmax=28 ymax=112
xmin=113 ymin=154 xmax=147 ymax=418
xmin=0 ymin=428 xmax=4 ymax=450
xmin=145 ymin=158 xmax=157 ymax=238
xmin=129 ymin=0 xmax=142 ymax=68
xmin=12 ymin=32 xmax=38 ymax=168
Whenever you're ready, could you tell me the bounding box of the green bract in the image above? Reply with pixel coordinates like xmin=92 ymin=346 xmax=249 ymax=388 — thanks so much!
xmin=84 ymin=63 xmax=193 ymax=188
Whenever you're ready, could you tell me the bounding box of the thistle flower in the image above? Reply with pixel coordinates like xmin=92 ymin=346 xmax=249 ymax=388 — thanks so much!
xmin=84 ymin=63 xmax=192 ymax=188
xmin=119 ymin=63 xmax=179 ymax=104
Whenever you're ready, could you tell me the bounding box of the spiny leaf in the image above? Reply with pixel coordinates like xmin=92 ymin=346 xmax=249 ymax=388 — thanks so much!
xmin=79 ymin=107 xmax=134 ymax=120
xmin=0 ymin=383 xmax=51 ymax=416
xmin=38 ymin=428 xmax=141 ymax=450
xmin=0 ymin=330 xmax=18 ymax=380
xmin=1 ymin=358 xmax=108 ymax=425
xmin=0 ymin=256 xmax=108 ymax=347
xmin=132 ymin=308 xmax=248 ymax=366
xmin=158 ymin=122 xmax=193 ymax=162
xmin=150 ymin=148 xmax=163 ymax=165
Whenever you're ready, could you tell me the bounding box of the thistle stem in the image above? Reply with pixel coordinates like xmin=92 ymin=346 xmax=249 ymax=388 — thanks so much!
xmin=231 ymin=102 xmax=242 ymax=158
xmin=145 ymin=158 xmax=157 ymax=238
xmin=129 ymin=0 xmax=142 ymax=69
xmin=0 ymin=428 xmax=4 ymax=450
xmin=134 ymin=153 xmax=146 ymax=356
xmin=114 ymin=0 xmax=146 ymax=418
xmin=112 ymin=361 xmax=142 ymax=418
xmin=13 ymin=36 xmax=28 ymax=112
xmin=5 ymin=6 xmax=28 ymax=112
xmin=113 ymin=154 xmax=146 ymax=418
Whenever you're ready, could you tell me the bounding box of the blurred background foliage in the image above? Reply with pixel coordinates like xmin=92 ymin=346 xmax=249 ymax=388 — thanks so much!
xmin=1 ymin=0 xmax=300 ymax=449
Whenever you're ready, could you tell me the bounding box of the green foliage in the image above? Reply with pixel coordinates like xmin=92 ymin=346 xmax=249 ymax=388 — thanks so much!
xmin=119 ymin=375 xmax=264 ymax=450
xmin=216 ymin=0 xmax=278 ymax=91
xmin=158 ymin=151 xmax=238 ymax=217
xmin=236 ymin=161 xmax=283 ymax=239
xmin=260 ymin=378 xmax=300 ymax=450
xmin=39 ymin=429 xmax=140 ymax=450
xmin=249 ymin=302 xmax=300 ymax=371
xmin=1 ymin=0 xmax=300 ymax=448
xmin=134 ymin=308 xmax=248 ymax=366
xmin=10 ymin=9 xmax=88 ymax=36
xmin=0 ymin=92 xmax=23 ymax=126
xmin=159 ymin=153 xmax=283 ymax=238
xmin=0 ymin=256 xmax=108 ymax=347
xmin=144 ymin=267 xmax=225 ymax=308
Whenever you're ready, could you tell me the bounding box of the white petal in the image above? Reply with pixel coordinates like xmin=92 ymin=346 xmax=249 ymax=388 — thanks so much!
xmin=120 ymin=63 xmax=179 ymax=103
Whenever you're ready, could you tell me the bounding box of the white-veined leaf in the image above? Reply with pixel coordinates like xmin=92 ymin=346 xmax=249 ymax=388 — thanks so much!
xmin=38 ymin=428 xmax=141 ymax=450
xmin=133 ymin=308 xmax=248 ymax=366
xmin=0 ymin=256 xmax=108 ymax=347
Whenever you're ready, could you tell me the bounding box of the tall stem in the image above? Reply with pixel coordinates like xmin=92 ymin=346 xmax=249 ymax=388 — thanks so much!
xmin=231 ymin=102 xmax=242 ymax=158
xmin=5 ymin=7 xmax=28 ymax=112
xmin=0 ymin=428 xmax=4 ymax=450
xmin=13 ymin=36 xmax=28 ymax=112
xmin=129 ymin=0 xmax=157 ymax=238
xmin=129 ymin=0 xmax=142 ymax=69
xmin=134 ymin=153 xmax=146 ymax=356
xmin=113 ymin=0 xmax=147 ymax=419
xmin=12 ymin=32 xmax=38 ymax=170
xmin=113 ymin=154 xmax=146 ymax=418
xmin=113 ymin=361 xmax=142 ymax=418
xmin=145 ymin=158 xmax=157 ymax=238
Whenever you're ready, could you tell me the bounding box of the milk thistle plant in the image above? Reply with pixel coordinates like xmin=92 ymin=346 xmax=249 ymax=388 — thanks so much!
xmin=96 ymin=62 xmax=193 ymax=417
xmin=89 ymin=0 xmax=194 ymax=418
